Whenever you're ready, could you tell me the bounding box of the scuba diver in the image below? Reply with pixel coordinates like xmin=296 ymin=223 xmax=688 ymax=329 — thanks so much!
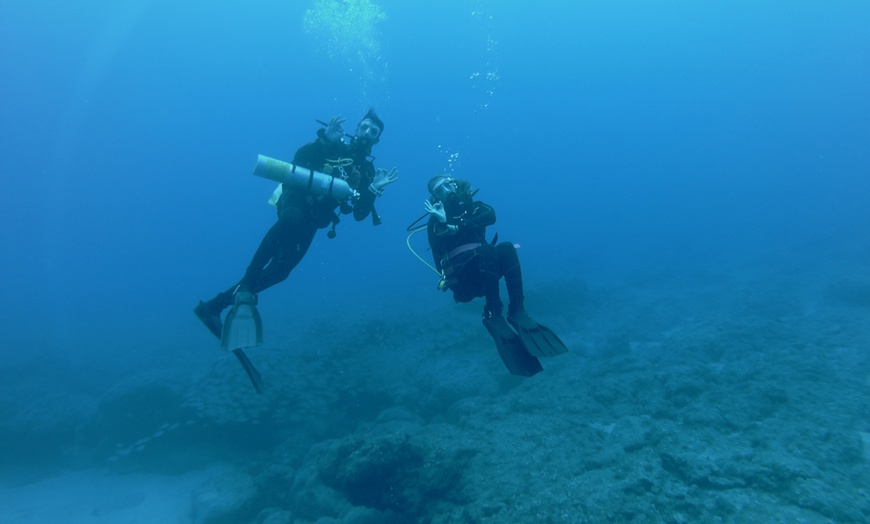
xmin=417 ymin=175 xmax=567 ymax=376
xmin=194 ymin=109 xmax=398 ymax=391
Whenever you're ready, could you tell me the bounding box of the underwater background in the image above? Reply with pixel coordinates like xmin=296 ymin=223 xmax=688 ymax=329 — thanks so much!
xmin=1 ymin=0 xmax=869 ymax=522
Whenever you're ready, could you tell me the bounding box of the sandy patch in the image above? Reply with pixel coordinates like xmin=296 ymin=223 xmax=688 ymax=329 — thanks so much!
xmin=0 ymin=466 xmax=230 ymax=524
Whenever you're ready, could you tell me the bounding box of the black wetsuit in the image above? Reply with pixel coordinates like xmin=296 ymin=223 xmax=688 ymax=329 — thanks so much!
xmin=427 ymin=196 xmax=524 ymax=315
xmin=239 ymin=133 xmax=379 ymax=295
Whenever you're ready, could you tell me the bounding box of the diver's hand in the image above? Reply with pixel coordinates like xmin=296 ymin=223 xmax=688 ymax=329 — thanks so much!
xmin=372 ymin=167 xmax=399 ymax=191
xmin=425 ymin=199 xmax=447 ymax=223
xmin=323 ymin=115 xmax=346 ymax=143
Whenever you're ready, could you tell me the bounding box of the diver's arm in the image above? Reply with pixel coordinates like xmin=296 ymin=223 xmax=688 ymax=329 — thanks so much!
xmin=354 ymin=166 xmax=398 ymax=221
xmin=292 ymin=119 xmax=348 ymax=169
xmin=431 ymin=223 xmax=458 ymax=236
xmin=292 ymin=140 xmax=330 ymax=171
xmin=353 ymin=179 xmax=376 ymax=221
xmin=318 ymin=115 xmax=346 ymax=144
xmin=426 ymin=199 xmax=457 ymax=236
xmin=352 ymin=161 xmax=377 ymax=221
xmin=459 ymin=201 xmax=496 ymax=228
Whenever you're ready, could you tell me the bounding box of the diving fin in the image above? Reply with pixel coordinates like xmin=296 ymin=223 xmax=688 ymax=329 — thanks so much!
xmin=232 ymin=348 xmax=265 ymax=394
xmin=482 ymin=313 xmax=543 ymax=377
xmin=507 ymin=310 xmax=569 ymax=358
xmin=221 ymin=290 xmax=263 ymax=351
xmin=194 ymin=301 xmax=223 ymax=339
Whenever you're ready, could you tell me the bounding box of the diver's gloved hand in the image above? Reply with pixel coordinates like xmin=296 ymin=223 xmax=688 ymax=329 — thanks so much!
xmin=323 ymin=115 xmax=346 ymax=143
xmin=425 ymin=199 xmax=447 ymax=223
xmin=372 ymin=167 xmax=399 ymax=192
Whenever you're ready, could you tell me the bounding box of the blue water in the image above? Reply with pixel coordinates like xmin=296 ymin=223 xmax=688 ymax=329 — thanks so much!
xmin=1 ymin=1 xmax=869 ymax=522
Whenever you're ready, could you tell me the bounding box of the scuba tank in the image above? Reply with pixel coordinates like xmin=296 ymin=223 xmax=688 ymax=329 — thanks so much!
xmin=252 ymin=154 xmax=358 ymax=201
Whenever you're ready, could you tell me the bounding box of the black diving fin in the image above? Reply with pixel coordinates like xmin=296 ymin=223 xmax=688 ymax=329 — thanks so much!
xmin=507 ymin=310 xmax=569 ymax=358
xmin=482 ymin=313 xmax=543 ymax=377
xmin=232 ymin=348 xmax=265 ymax=394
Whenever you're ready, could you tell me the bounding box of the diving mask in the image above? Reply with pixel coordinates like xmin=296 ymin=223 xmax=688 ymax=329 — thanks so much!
xmin=356 ymin=119 xmax=382 ymax=142
xmin=431 ymin=176 xmax=458 ymax=202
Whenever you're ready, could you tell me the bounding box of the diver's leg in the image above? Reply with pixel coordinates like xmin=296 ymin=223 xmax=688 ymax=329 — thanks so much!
xmin=195 ymin=217 xmax=292 ymax=338
xmin=477 ymin=244 xmax=503 ymax=317
xmin=247 ymin=225 xmax=317 ymax=295
xmin=239 ymin=218 xmax=295 ymax=291
xmin=497 ymin=242 xmax=569 ymax=357
xmin=497 ymin=242 xmax=525 ymax=317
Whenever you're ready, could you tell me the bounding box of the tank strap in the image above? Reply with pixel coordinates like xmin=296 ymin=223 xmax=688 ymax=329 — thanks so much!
xmin=445 ymin=243 xmax=481 ymax=260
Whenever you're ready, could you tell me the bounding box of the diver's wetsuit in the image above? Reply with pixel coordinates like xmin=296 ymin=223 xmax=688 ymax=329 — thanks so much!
xmin=422 ymin=179 xmax=569 ymax=375
xmin=427 ymin=196 xmax=524 ymax=315
xmin=194 ymin=126 xmax=383 ymax=340
xmin=238 ymin=133 xmax=379 ymax=295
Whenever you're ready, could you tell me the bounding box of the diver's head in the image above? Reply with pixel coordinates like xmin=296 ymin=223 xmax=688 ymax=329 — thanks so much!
xmin=353 ymin=108 xmax=384 ymax=147
xmin=428 ymin=174 xmax=467 ymax=203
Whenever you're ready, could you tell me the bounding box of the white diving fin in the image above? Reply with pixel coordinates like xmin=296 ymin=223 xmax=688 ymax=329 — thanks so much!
xmin=221 ymin=290 xmax=263 ymax=351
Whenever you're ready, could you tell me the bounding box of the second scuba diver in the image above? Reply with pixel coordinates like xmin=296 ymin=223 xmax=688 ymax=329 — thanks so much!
xmin=421 ymin=175 xmax=568 ymax=376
